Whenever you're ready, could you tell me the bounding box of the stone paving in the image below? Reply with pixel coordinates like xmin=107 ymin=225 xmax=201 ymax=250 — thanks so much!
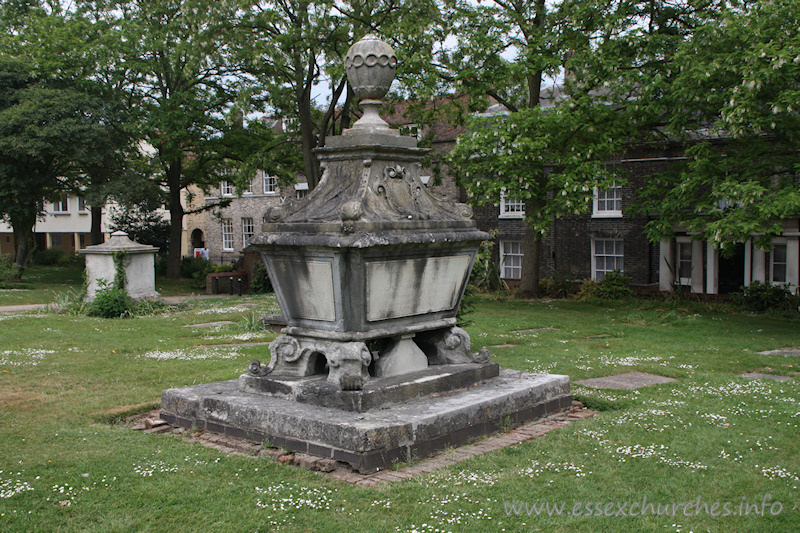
xmin=741 ymin=372 xmax=793 ymax=382
xmin=0 ymin=303 xmax=48 ymax=314
xmin=575 ymin=371 xmax=677 ymax=390
xmin=182 ymin=321 xmax=236 ymax=328
xmin=759 ymin=348 xmax=800 ymax=357
xmin=136 ymin=401 xmax=596 ymax=486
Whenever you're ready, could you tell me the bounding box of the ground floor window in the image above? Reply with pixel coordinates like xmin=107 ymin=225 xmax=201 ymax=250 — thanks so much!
xmin=677 ymin=240 xmax=693 ymax=285
xmin=770 ymin=243 xmax=787 ymax=283
xmin=222 ymin=219 xmax=234 ymax=251
xmin=593 ymin=239 xmax=624 ymax=281
xmin=500 ymin=240 xmax=523 ymax=279
xmin=241 ymin=217 xmax=254 ymax=248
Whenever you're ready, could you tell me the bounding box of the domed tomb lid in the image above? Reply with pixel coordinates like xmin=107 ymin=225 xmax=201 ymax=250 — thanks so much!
xmin=78 ymin=231 xmax=158 ymax=255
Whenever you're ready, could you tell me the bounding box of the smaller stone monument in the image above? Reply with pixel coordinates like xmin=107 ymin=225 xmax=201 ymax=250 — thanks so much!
xmin=79 ymin=231 xmax=159 ymax=300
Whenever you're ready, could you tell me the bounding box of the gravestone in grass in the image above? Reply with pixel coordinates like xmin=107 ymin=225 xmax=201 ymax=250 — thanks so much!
xmin=79 ymin=231 xmax=159 ymax=301
xmin=161 ymin=35 xmax=571 ymax=473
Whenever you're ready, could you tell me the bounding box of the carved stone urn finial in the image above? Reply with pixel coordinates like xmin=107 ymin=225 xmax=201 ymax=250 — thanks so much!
xmin=344 ymin=34 xmax=398 ymax=133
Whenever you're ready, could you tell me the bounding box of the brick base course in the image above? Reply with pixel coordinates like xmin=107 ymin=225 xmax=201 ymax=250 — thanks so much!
xmin=134 ymin=401 xmax=595 ymax=486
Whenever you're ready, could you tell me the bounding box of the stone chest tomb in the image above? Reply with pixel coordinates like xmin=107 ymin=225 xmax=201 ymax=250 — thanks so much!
xmin=161 ymin=35 xmax=570 ymax=472
xmin=79 ymin=231 xmax=159 ymax=301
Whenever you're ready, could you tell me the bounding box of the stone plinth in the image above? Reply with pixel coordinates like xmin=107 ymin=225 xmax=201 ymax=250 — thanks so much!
xmin=79 ymin=231 xmax=159 ymax=300
xmin=161 ymin=368 xmax=571 ymax=473
xmin=239 ymin=363 xmax=501 ymax=413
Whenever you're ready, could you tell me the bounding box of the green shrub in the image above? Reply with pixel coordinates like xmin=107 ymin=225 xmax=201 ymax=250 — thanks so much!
xmin=88 ymin=285 xmax=134 ymax=318
xmin=731 ymin=281 xmax=795 ymax=313
xmin=251 ymin=259 xmax=273 ymax=293
xmin=212 ymin=263 xmax=235 ymax=273
xmin=539 ymin=275 xmax=574 ymax=299
xmin=239 ymin=311 xmax=267 ymax=332
xmin=32 ymin=248 xmax=66 ymax=265
xmin=186 ymin=261 xmax=238 ymax=289
xmin=56 ymin=253 xmax=78 ymax=267
xmin=469 ymin=237 xmax=502 ymax=291
xmin=0 ymin=255 xmax=19 ymax=281
xmin=156 ymin=254 xmax=168 ymax=276
xmin=180 ymin=256 xmax=210 ymax=279
xmin=597 ymin=270 xmax=635 ymax=299
xmin=577 ymin=279 xmax=598 ymax=301
xmin=53 ymin=287 xmax=90 ymax=315
xmin=131 ymin=299 xmax=170 ymax=316
xmin=180 ymin=257 xmax=214 ymax=289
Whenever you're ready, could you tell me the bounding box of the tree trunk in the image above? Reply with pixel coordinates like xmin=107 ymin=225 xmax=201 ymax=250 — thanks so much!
xmin=518 ymin=225 xmax=542 ymax=298
xmin=90 ymin=205 xmax=104 ymax=245
xmin=318 ymin=76 xmax=347 ymax=148
xmin=299 ymin=102 xmax=319 ymax=188
xmin=296 ymin=53 xmax=320 ymax=189
xmin=340 ymin=85 xmax=354 ymax=133
xmin=516 ymin=20 xmax=546 ymax=298
xmin=165 ymin=158 xmax=184 ymax=279
xmin=10 ymin=211 xmax=35 ymax=280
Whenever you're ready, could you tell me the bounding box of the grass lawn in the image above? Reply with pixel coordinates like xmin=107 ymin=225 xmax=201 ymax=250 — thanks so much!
xmin=0 ymin=264 xmax=203 ymax=306
xmin=0 ymin=264 xmax=85 ymax=305
xmin=0 ymin=292 xmax=798 ymax=531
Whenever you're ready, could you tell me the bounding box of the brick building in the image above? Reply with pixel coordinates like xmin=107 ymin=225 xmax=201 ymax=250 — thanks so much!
xmin=187 ymin=170 xmax=306 ymax=266
xmin=473 ymin=146 xmax=685 ymax=289
xmin=471 ymin=147 xmax=799 ymax=295
xmin=193 ymin=102 xmax=799 ymax=297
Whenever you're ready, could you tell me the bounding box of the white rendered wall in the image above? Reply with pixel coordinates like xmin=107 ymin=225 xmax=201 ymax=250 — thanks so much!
xmin=84 ymin=252 xmax=158 ymax=300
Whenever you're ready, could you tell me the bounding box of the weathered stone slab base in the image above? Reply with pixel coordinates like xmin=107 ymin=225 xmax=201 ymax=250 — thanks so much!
xmin=239 ymin=363 xmax=500 ymax=412
xmin=161 ymin=369 xmax=570 ymax=473
xmin=576 ymin=371 xmax=677 ymax=390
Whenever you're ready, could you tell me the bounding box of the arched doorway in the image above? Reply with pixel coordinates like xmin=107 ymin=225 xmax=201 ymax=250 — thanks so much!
xmin=190 ymin=228 xmax=205 ymax=249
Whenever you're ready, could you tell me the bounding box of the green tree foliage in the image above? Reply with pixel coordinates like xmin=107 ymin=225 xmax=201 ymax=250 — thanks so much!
xmin=0 ymin=59 xmax=126 ymax=275
xmin=236 ymin=0 xmax=441 ymax=189
xmin=0 ymin=2 xmax=133 ymax=274
xmin=558 ymin=0 xmax=800 ymax=251
xmin=445 ymin=0 xmax=800 ymax=296
xmin=633 ymin=0 xmax=800 ymax=250
xmin=449 ymin=101 xmax=632 ymax=293
xmin=87 ymin=0 xmax=251 ymax=278
xmin=108 ymin=203 xmax=171 ymax=253
xmin=188 ymin=116 xmax=301 ymax=199
xmin=440 ymin=0 xmax=631 ymax=296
